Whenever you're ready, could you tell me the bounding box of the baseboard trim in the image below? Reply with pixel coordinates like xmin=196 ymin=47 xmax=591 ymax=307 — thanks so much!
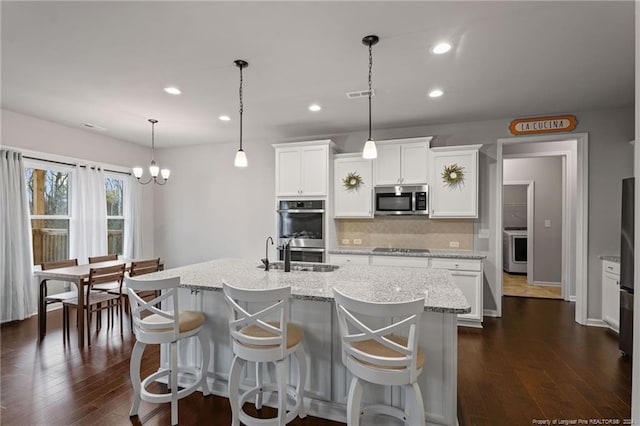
xmin=568 ymin=295 xmax=577 ymax=302
xmin=483 ymin=309 xmax=499 ymax=317
xmin=532 ymin=281 xmax=562 ymax=287
xmin=586 ymin=318 xmax=609 ymax=328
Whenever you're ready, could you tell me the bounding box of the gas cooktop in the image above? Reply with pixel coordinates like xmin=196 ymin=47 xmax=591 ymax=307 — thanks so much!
xmin=372 ymin=247 xmax=431 ymax=254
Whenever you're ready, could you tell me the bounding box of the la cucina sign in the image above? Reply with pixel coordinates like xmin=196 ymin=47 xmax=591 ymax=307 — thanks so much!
xmin=509 ymin=115 xmax=577 ymax=135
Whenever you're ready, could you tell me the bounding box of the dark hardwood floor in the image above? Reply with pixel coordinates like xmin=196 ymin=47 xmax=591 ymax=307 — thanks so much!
xmin=0 ymin=297 xmax=632 ymax=425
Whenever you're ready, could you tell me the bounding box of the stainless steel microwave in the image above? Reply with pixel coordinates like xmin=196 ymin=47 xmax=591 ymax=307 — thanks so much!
xmin=374 ymin=185 xmax=429 ymax=216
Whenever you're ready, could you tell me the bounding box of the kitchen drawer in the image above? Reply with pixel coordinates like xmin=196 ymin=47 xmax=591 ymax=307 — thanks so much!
xmin=328 ymin=254 xmax=370 ymax=266
xmin=370 ymin=255 xmax=429 ymax=268
xmin=431 ymin=258 xmax=482 ymax=272
xmin=602 ymin=260 xmax=620 ymax=276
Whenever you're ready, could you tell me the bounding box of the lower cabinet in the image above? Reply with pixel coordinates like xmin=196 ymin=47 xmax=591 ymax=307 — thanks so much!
xmin=601 ymin=260 xmax=621 ymax=332
xmin=431 ymin=258 xmax=483 ymax=327
xmin=328 ymin=253 xmax=371 ymax=265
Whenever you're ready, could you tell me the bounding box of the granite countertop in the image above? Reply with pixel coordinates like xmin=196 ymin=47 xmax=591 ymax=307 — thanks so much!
xmin=138 ymin=258 xmax=470 ymax=314
xmin=329 ymin=247 xmax=487 ymax=260
xmin=599 ymin=255 xmax=621 ymax=263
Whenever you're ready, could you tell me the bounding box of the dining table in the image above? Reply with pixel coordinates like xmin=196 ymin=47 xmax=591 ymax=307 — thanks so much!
xmin=35 ymin=259 xmax=129 ymax=349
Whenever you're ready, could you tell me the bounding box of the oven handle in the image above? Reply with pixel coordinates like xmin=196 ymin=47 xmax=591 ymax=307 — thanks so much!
xmin=278 ymin=247 xmax=325 ymax=253
xmin=277 ymin=209 xmax=325 ymax=213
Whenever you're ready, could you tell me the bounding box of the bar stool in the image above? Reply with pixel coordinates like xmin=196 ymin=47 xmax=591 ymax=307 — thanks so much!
xmin=333 ymin=288 xmax=427 ymax=426
xmin=223 ymin=282 xmax=307 ymax=426
xmin=126 ymin=276 xmax=210 ymax=426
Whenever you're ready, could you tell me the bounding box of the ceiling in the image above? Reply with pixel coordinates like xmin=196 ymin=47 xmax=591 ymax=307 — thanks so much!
xmin=1 ymin=1 xmax=635 ymax=148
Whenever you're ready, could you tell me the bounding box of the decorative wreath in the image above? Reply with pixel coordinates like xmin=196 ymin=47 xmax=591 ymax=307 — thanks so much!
xmin=343 ymin=172 xmax=364 ymax=191
xmin=441 ymin=163 xmax=465 ymax=189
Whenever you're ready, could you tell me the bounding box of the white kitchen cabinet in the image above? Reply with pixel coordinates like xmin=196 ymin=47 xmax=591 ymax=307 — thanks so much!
xmin=328 ymin=253 xmax=371 ymax=265
xmin=430 ymin=144 xmax=482 ymax=218
xmin=333 ymin=154 xmax=373 ymax=218
xmin=370 ymin=254 xmax=430 ymax=268
xmin=601 ymin=260 xmax=621 ymax=332
xmin=373 ymin=137 xmax=432 ymax=186
xmin=274 ymin=140 xmax=333 ymax=197
xmin=432 ymin=258 xmax=483 ymax=327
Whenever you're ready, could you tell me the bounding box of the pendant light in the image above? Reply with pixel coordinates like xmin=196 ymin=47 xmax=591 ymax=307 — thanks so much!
xmin=362 ymin=35 xmax=379 ymax=160
xmin=133 ymin=119 xmax=170 ymax=185
xmin=234 ymin=59 xmax=249 ymax=168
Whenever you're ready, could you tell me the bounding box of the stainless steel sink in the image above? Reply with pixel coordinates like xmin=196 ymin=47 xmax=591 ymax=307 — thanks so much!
xmin=258 ymin=262 xmax=339 ymax=272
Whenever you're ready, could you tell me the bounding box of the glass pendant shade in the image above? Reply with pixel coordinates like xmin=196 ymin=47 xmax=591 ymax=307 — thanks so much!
xmin=161 ymin=169 xmax=171 ymax=179
xmin=363 ymin=138 xmax=377 ymax=159
xmin=133 ymin=167 xmax=143 ymax=178
xmin=149 ymin=162 xmax=160 ymax=177
xmin=234 ymin=149 xmax=248 ymax=168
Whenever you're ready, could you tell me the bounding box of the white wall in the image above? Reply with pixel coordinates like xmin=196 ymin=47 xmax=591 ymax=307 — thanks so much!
xmin=504 ymin=157 xmax=563 ymax=283
xmin=1 ymin=108 xmax=156 ymax=257
xmin=153 ymin=140 xmax=276 ymax=268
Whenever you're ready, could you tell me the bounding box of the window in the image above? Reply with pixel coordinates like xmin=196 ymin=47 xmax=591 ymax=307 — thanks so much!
xmin=105 ymin=175 xmax=124 ymax=256
xmin=25 ymin=166 xmax=71 ymax=264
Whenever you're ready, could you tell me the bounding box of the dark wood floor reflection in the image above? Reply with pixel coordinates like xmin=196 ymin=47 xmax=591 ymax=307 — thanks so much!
xmin=1 ymin=297 xmax=632 ymax=425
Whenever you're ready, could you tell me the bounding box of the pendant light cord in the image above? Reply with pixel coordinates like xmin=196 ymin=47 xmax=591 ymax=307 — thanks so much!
xmin=368 ymin=41 xmax=373 ymax=140
xmin=239 ymin=64 xmax=244 ymax=151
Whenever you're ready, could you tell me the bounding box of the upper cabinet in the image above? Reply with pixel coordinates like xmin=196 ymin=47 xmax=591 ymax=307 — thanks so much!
xmin=274 ymin=140 xmax=334 ymax=197
xmin=430 ymin=144 xmax=482 ymax=218
xmin=373 ymin=137 xmax=432 ymax=185
xmin=333 ymin=154 xmax=373 ymax=218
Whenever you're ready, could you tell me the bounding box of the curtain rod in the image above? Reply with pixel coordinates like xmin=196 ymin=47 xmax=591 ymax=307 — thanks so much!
xmin=22 ymin=155 xmax=131 ymax=176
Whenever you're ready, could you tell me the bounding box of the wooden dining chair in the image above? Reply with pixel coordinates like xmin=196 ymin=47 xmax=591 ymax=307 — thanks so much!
xmin=41 ymin=258 xmax=80 ymax=306
xmin=62 ymin=263 xmax=126 ymax=346
xmin=88 ymin=254 xmax=120 ymax=292
xmin=108 ymin=258 xmax=161 ymax=329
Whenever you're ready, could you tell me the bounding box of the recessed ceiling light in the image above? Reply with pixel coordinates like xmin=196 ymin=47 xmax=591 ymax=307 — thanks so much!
xmin=308 ymin=104 xmax=322 ymax=112
xmin=163 ymin=86 xmax=182 ymax=95
xmin=429 ymin=89 xmax=444 ymax=98
xmin=219 ymin=115 xmax=231 ymax=121
xmin=431 ymin=42 xmax=452 ymax=55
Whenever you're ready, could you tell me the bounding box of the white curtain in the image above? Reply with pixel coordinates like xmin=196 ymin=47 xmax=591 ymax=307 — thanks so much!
xmin=69 ymin=166 xmax=107 ymax=264
xmin=0 ymin=149 xmax=36 ymax=322
xmin=122 ymin=175 xmax=143 ymax=259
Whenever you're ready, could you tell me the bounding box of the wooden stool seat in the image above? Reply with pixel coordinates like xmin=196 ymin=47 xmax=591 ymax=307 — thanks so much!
xmin=352 ymin=335 xmax=426 ymax=370
xmin=238 ymin=322 xmax=304 ymax=349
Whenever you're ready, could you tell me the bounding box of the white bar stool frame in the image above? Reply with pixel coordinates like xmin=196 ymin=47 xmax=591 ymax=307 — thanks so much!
xmin=334 ymin=288 xmax=426 ymax=426
xmin=126 ymin=276 xmax=210 ymax=426
xmin=223 ymin=282 xmax=307 ymax=426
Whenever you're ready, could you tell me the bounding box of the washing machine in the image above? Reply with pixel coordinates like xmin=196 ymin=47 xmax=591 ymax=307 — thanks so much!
xmin=503 ymin=228 xmax=527 ymax=274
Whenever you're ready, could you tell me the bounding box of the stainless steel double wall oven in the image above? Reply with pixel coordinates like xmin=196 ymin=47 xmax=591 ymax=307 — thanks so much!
xmin=277 ymin=200 xmax=325 ymax=263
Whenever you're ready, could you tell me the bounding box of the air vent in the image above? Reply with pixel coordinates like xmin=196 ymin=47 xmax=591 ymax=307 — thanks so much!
xmin=346 ymin=89 xmax=375 ymax=99
xmin=82 ymin=123 xmax=106 ymax=131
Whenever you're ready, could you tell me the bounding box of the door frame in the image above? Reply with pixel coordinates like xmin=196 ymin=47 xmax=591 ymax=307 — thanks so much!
xmin=496 ymin=133 xmax=588 ymax=324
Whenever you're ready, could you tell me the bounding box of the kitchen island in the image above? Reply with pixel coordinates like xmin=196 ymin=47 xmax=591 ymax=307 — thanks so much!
xmin=139 ymin=258 xmax=470 ymax=426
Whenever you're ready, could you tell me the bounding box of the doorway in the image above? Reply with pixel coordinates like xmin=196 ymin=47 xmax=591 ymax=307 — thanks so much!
xmin=495 ymin=133 xmax=588 ymax=324
xmin=502 ymin=176 xmax=563 ymax=299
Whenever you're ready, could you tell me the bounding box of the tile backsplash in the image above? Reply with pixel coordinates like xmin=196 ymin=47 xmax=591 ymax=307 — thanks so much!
xmin=336 ymin=217 xmax=474 ymax=250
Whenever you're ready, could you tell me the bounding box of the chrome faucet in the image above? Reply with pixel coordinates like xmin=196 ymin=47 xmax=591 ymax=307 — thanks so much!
xmin=262 ymin=237 xmax=274 ymax=271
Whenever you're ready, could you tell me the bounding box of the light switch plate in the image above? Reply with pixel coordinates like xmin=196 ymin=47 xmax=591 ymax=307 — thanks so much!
xmin=341 ymin=239 xmax=350 ymax=245
xmin=353 ymin=239 xmax=362 ymax=245
xmin=479 ymin=229 xmax=490 ymax=239
xmin=545 ymin=219 xmax=551 ymax=228
xmin=449 ymin=241 xmax=460 ymax=248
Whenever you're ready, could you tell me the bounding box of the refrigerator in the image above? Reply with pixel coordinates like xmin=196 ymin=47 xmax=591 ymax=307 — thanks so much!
xmin=619 ymin=177 xmax=634 ymax=356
